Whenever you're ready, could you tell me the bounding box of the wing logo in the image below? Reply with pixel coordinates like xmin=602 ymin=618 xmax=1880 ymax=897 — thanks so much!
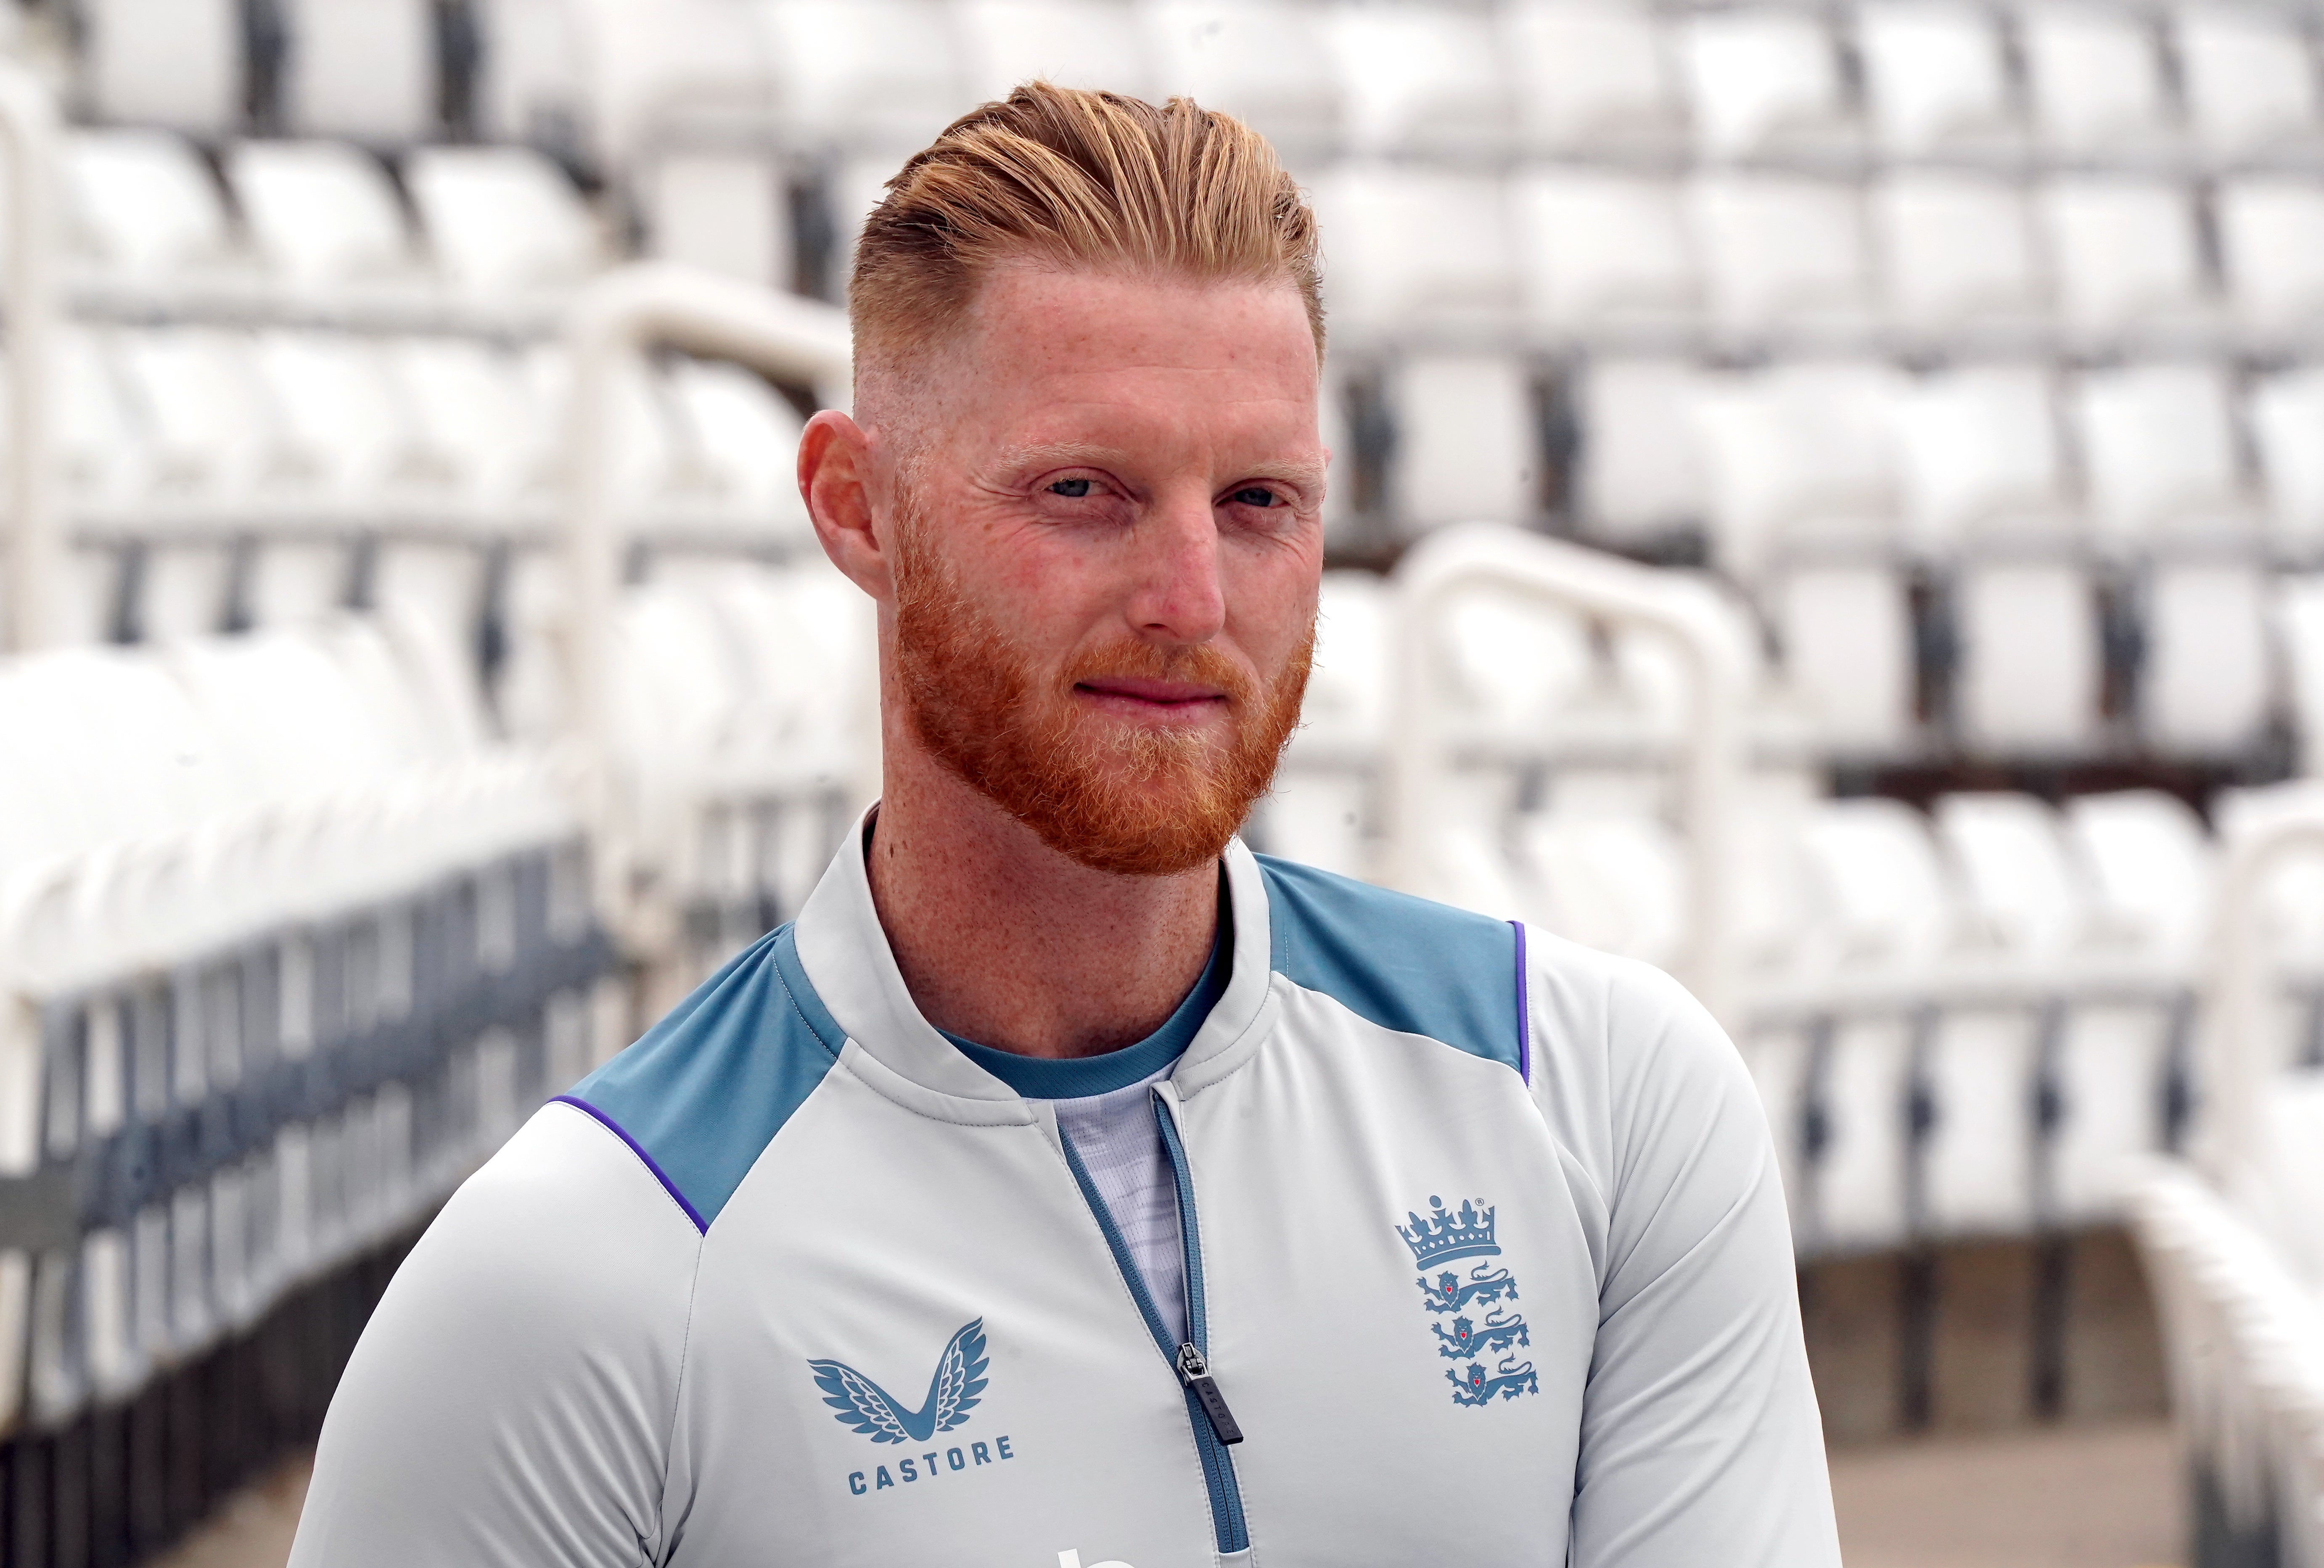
xmin=809 ymin=1318 xmax=991 ymax=1445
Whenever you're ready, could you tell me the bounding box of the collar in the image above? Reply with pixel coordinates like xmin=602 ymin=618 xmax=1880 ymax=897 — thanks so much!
xmin=789 ymin=806 xmax=1280 ymax=1116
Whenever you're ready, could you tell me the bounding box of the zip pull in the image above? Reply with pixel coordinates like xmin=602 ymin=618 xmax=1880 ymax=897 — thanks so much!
xmin=1176 ymin=1343 xmax=1244 ymax=1445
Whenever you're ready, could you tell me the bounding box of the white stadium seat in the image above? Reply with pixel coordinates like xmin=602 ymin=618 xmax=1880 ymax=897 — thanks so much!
xmin=2021 ymin=5 xmax=2169 ymax=152
xmin=405 ymin=146 xmax=600 ymax=292
xmin=64 ymin=131 xmax=235 ymax=278
xmin=1309 ymin=165 xmax=1517 ymax=332
xmin=1891 ymin=365 xmax=2067 ymax=547
xmin=1140 ymin=0 xmax=1342 ymax=150
xmin=955 ymin=0 xmax=1150 ymax=102
xmin=2039 ymin=177 xmax=2206 ymax=333
xmin=754 ymin=0 xmax=963 ymax=151
xmin=1577 ymin=359 xmax=1712 ymax=543
xmin=1387 ymin=354 xmax=1538 ymax=533
xmin=387 ymin=337 xmax=551 ymax=510
xmin=660 ymin=358 xmax=812 ymax=545
xmin=1955 ymin=564 xmax=2102 ymax=754
xmin=1502 ymin=0 xmax=1686 ymax=151
xmin=1689 ymin=174 xmax=1873 ymax=329
xmin=1775 ymin=566 xmax=1918 ymax=756
xmin=2218 ymin=180 xmax=2324 ymax=331
xmin=1678 ymin=10 xmax=1848 ymax=158
xmin=1510 ymin=170 xmax=1697 ymax=328
xmin=2277 ymin=576 xmax=2324 ymax=776
xmin=645 ymin=151 xmax=790 ymax=289
xmin=1692 ymin=360 xmax=1902 ymax=569
xmin=227 ymin=141 xmax=418 ymax=286
xmin=1871 ymin=173 xmax=2045 ymax=328
xmin=1327 ymin=2 xmax=1510 ymax=156
xmin=80 ymin=0 xmax=243 ymax=135
xmin=2072 ymin=364 xmax=2246 ymax=542
xmin=1856 ymin=1 xmax=2012 ymax=154
xmin=280 ymin=0 xmax=439 ymax=145
xmin=2252 ymin=368 xmax=2324 ymax=547
xmin=2177 ymin=8 xmax=2318 ymax=156
xmin=472 ymin=0 xmax=589 ymax=148
xmin=2066 ymin=790 xmax=2213 ymax=966
xmin=2140 ymin=565 xmax=2275 ymax=758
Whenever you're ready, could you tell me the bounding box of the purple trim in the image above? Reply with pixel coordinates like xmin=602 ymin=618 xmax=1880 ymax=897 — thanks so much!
xmin=1508 ymin=920 xmax=1531 ymax=1085
xmin=552 ymin=1095 xmax=709 ymax=1234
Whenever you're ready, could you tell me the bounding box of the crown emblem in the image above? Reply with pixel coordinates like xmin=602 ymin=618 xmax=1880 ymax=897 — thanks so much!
xmin=1398 ymin=1196 xmax=1500 ymax=1268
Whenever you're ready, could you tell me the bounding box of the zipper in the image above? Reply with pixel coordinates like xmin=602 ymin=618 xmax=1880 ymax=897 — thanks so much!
xmin=1055 ymin=1090 xmax=1250 ymax=1555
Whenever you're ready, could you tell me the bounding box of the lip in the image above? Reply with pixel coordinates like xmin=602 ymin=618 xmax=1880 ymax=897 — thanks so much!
xmin=1073 ymin=677 xmax=1229 ymax=710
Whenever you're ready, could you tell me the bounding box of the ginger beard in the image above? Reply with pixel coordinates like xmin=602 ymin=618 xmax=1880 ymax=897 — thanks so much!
xmin=890 ymin=497 xmax=1314 ymax=878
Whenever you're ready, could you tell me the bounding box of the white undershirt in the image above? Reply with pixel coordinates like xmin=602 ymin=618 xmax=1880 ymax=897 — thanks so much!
xmin=1047 ymin=1063 xmax=1187 ymax=1347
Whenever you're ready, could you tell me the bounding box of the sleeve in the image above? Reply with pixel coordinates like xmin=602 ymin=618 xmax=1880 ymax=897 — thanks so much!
xmin=1562 ymin=961 xmax=1842 ymax=1568
xmin=287 ymin=1102 xmax=704 ymax=1568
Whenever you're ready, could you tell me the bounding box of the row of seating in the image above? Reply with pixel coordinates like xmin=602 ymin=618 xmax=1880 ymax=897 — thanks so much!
xmin=123 ymin=0 xmax=2324 ymax=166
xmin=1305 ymin=164 xmax=2324 ymax=337
xmin=58 ymin=129 xmax=595 ymax=296
xmin=0 ymin=611 xmax=616 ymax=1438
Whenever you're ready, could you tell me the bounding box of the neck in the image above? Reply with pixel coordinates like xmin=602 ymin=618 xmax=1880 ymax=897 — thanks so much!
xmin=865 ymin=712 xmax=1220 ymax=1061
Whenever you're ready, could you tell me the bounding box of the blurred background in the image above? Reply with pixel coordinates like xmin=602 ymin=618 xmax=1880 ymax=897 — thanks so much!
xmin=3 ymin=0 xmax=2324 ymax=1564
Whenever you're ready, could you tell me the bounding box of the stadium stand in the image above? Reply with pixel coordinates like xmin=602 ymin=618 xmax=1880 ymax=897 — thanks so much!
xmin=0 ymin=0 xmax=2320 ymax=1561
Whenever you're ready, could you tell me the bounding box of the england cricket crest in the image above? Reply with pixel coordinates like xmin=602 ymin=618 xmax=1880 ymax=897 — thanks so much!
xmin=1397 ymin=1195 xmax=1538 ymax=1409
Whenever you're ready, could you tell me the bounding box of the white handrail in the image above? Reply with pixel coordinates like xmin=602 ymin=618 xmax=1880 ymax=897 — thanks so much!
xmin=561 ymin=262 xmax=856 ymax=936
xmin=1381 ymin=524 xmax=1748 ymax=1028
xmin=0 ymin=63 xmax=60 ymax=656
xmin=2201 ymin=808 xmax=2324 ymax=1212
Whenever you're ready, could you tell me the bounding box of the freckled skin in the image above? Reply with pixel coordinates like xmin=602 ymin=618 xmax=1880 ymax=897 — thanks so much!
xmin=798 ymin=265 xmax=1327 ymax=1059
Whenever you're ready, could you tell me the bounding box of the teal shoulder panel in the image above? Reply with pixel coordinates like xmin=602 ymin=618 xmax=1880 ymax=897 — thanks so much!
xmin=1256 ymin=855 xmax=1524 ymax=1076
xmin=561 ymin=923 xmax=843 ymax=1232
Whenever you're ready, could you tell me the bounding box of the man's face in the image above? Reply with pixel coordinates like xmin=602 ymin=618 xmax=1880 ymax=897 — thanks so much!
xmin=883 ymin=264 xmax=1326 ymax=876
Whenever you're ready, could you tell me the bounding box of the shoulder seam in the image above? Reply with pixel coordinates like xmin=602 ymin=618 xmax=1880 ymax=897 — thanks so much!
xmin=772 ymin=962 xmax=845 ymax=1063
xmin=550 ymin=1095 xmax=711 ymax=1235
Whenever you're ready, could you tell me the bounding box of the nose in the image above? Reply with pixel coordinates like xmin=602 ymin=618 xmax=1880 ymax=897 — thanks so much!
xmin=1124 ymin=490 xmax=1226 ymax=646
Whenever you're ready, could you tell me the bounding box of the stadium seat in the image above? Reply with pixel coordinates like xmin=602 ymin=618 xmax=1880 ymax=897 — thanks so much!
xmin=1692 ymin=360 xmax=1902 ymax=569
xmin=1871 ymin=173 xmax=2045 ymax=328
xmin=754 ymin=0 xmax=962 ymax=151
xmin=1510 ymin=170 xmax=1697 ymax=328
xmin=1385 ymin=354 xmax=1539 ymax=533
xmin=471 ymin=0 xmax=589 ymax=150
xmin=2038 ymin=177 xmax=2207 ymax=333
xmin=955 ymin=0 xmax=1150 ymax=102
xmin=645 ymin=151 xmax=790 ymax=289
xmin=1775 ymin=567 xmax=1918 ymax=756
xmin=2139 ymin=564 xmax=2275 ymax=757
xmin=1576 ymin=358 xmax=1711 ymax=543
xmin=1139 ymin=0 xmax=1343 ymax=150
xmin=2177 ymin=8 xmax=2318 ymax=156
xmin=227 ymin=141 xmax=418 ymax=286
xmin=1890 ymin=364 xmax=2067 ymax=547
xmin=80 ymin=0 xmax=243 ymax=135
xmin=2020 ymin=5 xmax=2170 ymax=152
xmin=1518 ymin=807 xmax=1687 ymax=969
xmin=1326 ymin=1 xmax=1509 ymax=156
xmin=64 ymin=131 xmax=235 ymax=278
xmin=405 ymin=146 xmax=600 ymax=292
xmin=1856 ymin=1 xmax=2013 ymax=153
xmin=2217 ymin=179 xmax=2324 ymax=331
xmin=572 ymin=0 xmax=773 ymax=166
xmin=2276 ymin=576 xmax=2324 ymax=775
xmin=1502 ymin=0 xmax=1686 ymax=151
xmin=2072 ymin=364 xmax=2246 ymax=542
xmin=659 ymin=357 xmax=812 ymax=546
xmin=1309 ymin=165 xmax=1518 ymax=332
xmin=1689 ymin=173 xmax=1873 ymax=329
xmin=1677 ymin=10 xmax=1849 ymax=158
xmin=2253 ymin=368 xmax=2324 ymax=547
xmin=386 ymin=336 xmax=552 ymax=510
xmin=280 ymin=0 xmax=439 ymax=145
xmin=1954 ymin=565 xmax=2103 ymax=754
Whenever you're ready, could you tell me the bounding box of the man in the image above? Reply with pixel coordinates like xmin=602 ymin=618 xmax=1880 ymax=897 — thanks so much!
xmin=289 ymin=85 xmax=1840 ymax=1566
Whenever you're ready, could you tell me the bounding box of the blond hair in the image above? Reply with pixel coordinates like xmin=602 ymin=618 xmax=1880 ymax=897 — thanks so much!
xmin=850 ymin=83 xmax=1325 ymax=373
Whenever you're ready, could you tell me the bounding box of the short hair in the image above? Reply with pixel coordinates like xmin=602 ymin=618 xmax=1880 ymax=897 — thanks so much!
xmin=850 ymin=83 xmax=1325 ymax=376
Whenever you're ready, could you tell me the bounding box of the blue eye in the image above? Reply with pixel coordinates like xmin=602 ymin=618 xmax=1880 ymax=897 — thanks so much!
xmin=1230 ymin=487 xmax=1279 ymax=508
xmin=1047 ymin=478 xmax=1093 ymax=498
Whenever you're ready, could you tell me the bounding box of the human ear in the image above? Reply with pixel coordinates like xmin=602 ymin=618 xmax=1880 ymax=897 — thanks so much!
xmin=800 ymin=410 xmax=893 ymax=602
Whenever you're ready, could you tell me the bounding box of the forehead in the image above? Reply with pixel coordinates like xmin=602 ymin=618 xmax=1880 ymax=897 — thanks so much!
xmin=933 ymin=264 xmax=1321 ymax=458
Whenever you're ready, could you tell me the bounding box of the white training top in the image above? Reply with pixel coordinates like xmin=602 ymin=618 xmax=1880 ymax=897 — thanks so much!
xmin=288 ymin=828 xmax=1843 ymax=1567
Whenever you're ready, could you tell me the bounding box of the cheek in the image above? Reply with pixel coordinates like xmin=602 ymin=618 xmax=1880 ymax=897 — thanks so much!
xmin=1222 ymin=550 xmax=1322 ymax=665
